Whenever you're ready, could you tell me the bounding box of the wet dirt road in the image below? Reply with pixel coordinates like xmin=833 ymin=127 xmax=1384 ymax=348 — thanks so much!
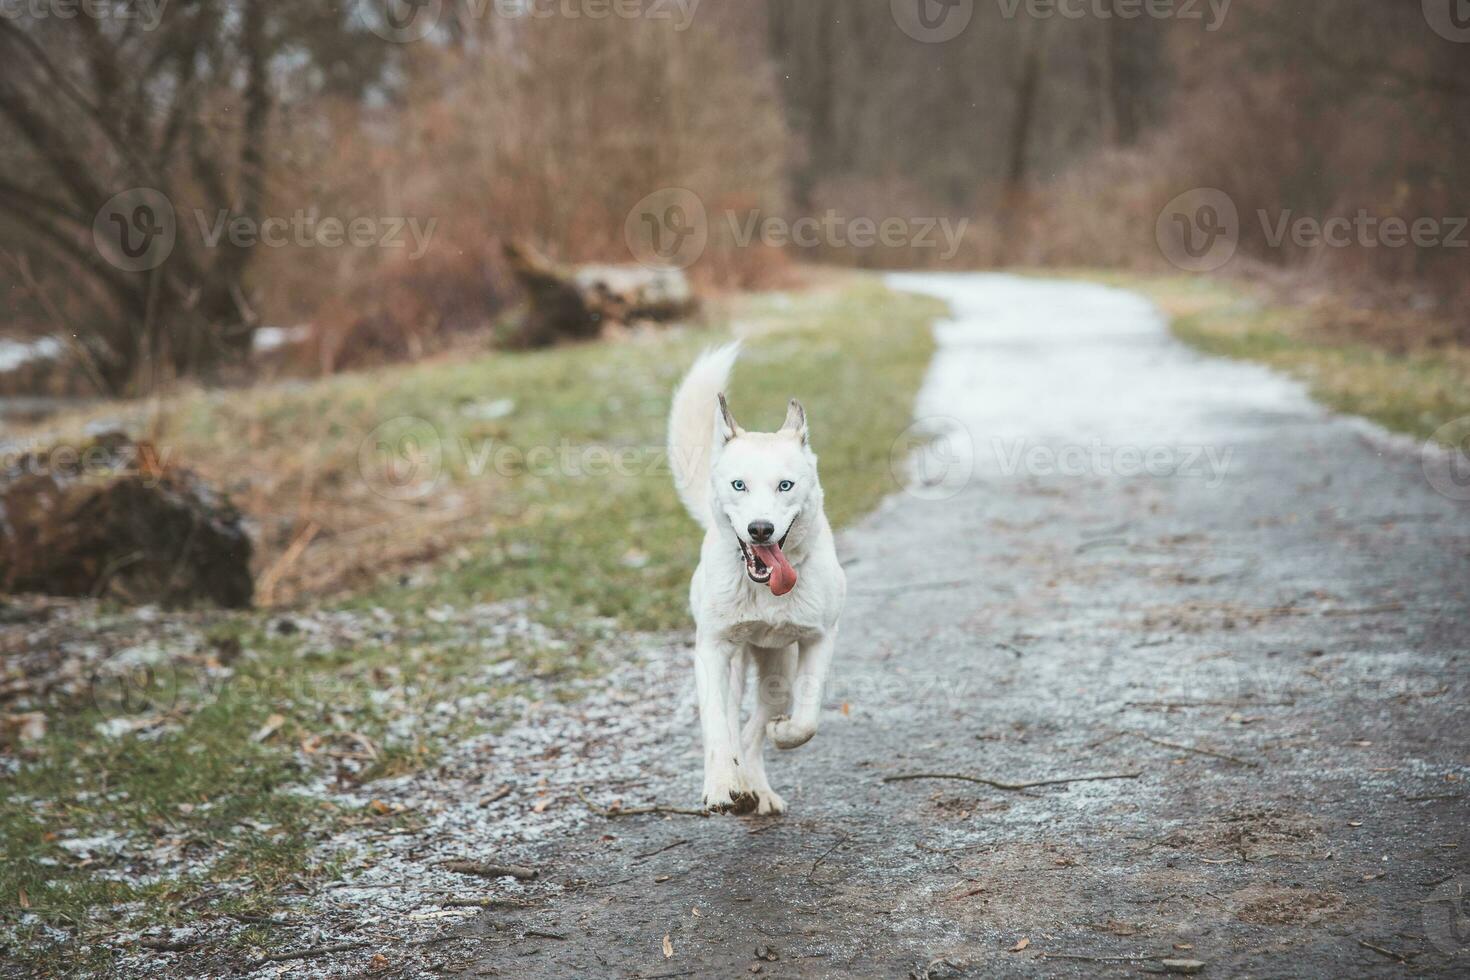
xmin=451 ymin=274 xmax=1470 ymax=978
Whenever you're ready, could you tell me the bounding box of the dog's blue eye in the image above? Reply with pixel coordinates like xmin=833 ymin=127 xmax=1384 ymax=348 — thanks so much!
xmin=778 ymin=480 xmax=794 ymax=492
xmin=731 ymin=480 xmax=746 ymax=492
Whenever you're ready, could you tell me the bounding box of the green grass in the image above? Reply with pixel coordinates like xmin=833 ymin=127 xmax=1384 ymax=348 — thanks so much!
xmin=384 ymin=281 xmax=943 ymax=628
xmin=0 ymin=276 xmax=942 ymax=972
xmin=1082 ymin=272 xmax=1470 ymax=445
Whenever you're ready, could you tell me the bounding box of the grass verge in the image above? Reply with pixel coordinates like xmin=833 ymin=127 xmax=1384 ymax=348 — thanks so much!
xmin=0 ymin=275 xmax=942 ymax=973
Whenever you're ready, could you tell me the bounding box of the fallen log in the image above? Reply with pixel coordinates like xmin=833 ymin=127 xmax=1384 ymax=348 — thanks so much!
xmin=503 ymin=240 xmax=696 ymax=347
xmin=0 ymin=432 xmax=254 ymax=608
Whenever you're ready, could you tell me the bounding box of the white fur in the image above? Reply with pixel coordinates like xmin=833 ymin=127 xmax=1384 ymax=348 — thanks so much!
xmin=668 ymin=345 xmax=846 ymax=814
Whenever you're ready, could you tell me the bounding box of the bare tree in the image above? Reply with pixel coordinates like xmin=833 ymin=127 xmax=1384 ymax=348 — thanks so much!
xmin=0 ymin=3 xmax=385 ymax=394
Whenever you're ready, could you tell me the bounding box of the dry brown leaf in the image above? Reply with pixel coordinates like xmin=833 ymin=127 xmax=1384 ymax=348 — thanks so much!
xmin=662 ymin=933 xmax=674 ymax=958
xmin=251 ymin=713 xmax=286 ymax=743
xmin=1009 ymin=938 xmax=1030 ymax=952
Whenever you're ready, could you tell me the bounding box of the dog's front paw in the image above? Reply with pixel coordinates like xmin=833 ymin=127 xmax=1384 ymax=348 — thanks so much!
xmin=702 ymin=767 xmax=757 ymax=815
xmin=754 ymin=787 xmax=787 ymax=816
xmin=766 ymin=715 xmax=817 ymax=750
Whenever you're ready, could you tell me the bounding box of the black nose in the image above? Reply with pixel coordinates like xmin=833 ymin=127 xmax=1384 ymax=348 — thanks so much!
xmin=748 ymin=520 xmax=775 ymax=543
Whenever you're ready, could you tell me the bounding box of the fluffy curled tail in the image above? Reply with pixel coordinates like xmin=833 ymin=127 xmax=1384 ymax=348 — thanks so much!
xmin=668 ymin=341 xmax=740 ymax=527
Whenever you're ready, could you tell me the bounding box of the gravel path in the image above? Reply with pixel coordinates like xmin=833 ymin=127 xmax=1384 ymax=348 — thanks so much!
xmin=307 ymin=274 xmax=1468 ymax=978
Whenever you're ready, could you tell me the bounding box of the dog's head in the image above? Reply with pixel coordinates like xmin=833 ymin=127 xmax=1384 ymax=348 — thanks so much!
xmin=709 ymin=395 xmax=820 ymax=596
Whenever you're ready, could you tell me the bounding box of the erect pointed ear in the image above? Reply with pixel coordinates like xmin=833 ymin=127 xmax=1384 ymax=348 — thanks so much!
xmin=780 ymin=398 xmax=808 ymax=446
xmin=714 ymin=393 xmax=743 ymax=447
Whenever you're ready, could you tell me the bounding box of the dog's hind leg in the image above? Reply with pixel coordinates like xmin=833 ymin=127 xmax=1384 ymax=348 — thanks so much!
xmin=741 ymin=645 xmax=795 ymax=815
xmin=768 ymin=628 xmax=836 ymax=750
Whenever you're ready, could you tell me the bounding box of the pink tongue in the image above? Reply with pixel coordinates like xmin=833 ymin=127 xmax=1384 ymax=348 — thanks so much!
xmin=752 ymin=543 xmax=797 ymax=596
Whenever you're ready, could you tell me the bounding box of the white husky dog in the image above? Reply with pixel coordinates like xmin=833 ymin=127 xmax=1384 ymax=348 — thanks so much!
xmin=667 ymin=343 xmax=846 ymax=815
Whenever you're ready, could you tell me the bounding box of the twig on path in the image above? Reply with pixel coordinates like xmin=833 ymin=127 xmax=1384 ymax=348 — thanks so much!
xmin=439 ymin=897 xmax=536 ymax=909
xmin=247 ymin=941 xmax=370 ymax=969
xmin=438 ymin=860 xmax=539 ymax=881
xmin=1077 ymin=536 xmax=1129 ymax=554
xmin=479 ymin=784 xmax=513 ymax=807
xmin=808 ymin=832 xmax=849 ymax=880
xmin=1322 ymin=603 xmax=1405 ymax=617
xmin=916 ymin=838 xmax=991 ymax=856
xmin=138 ymin=937 xmax=200 ymax=952
xmin=1356 ymin=939 xmax=1412 ymax=963
xmin=1124 ymin=731 xmax=1260 ymax=768
xmin=633 ymin=839 xmax=690 ymax=860
xmin=578 ymin=786 xmax=710 ymax=819
xmin=1039 ymin=952 xmax=1157 ymax=963
xmin=228 ymin=912 xmax=303 ymax=927
xmin=882 ymin=771 xmax=1143 ymax=792
xmin=849 ymin=577 xmax=981 ymax=597
xmin=1125 ymin=699 xmax=1295 ymax=710
xmin=523 ymin=929 xmax=567 ymax=940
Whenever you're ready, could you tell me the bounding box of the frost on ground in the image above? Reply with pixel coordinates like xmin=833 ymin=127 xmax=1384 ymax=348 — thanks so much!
xmin=3 ymin=594 xmax=701 ymax=977
xmin=127 ymin=635 xmax=692 ymax=978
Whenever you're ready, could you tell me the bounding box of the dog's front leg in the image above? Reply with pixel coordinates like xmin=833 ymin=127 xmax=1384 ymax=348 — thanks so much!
xmin=693 ymin=633 xmax=753 ymax=812
xmin=768 ymin=628 xmax=836 ymax=750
